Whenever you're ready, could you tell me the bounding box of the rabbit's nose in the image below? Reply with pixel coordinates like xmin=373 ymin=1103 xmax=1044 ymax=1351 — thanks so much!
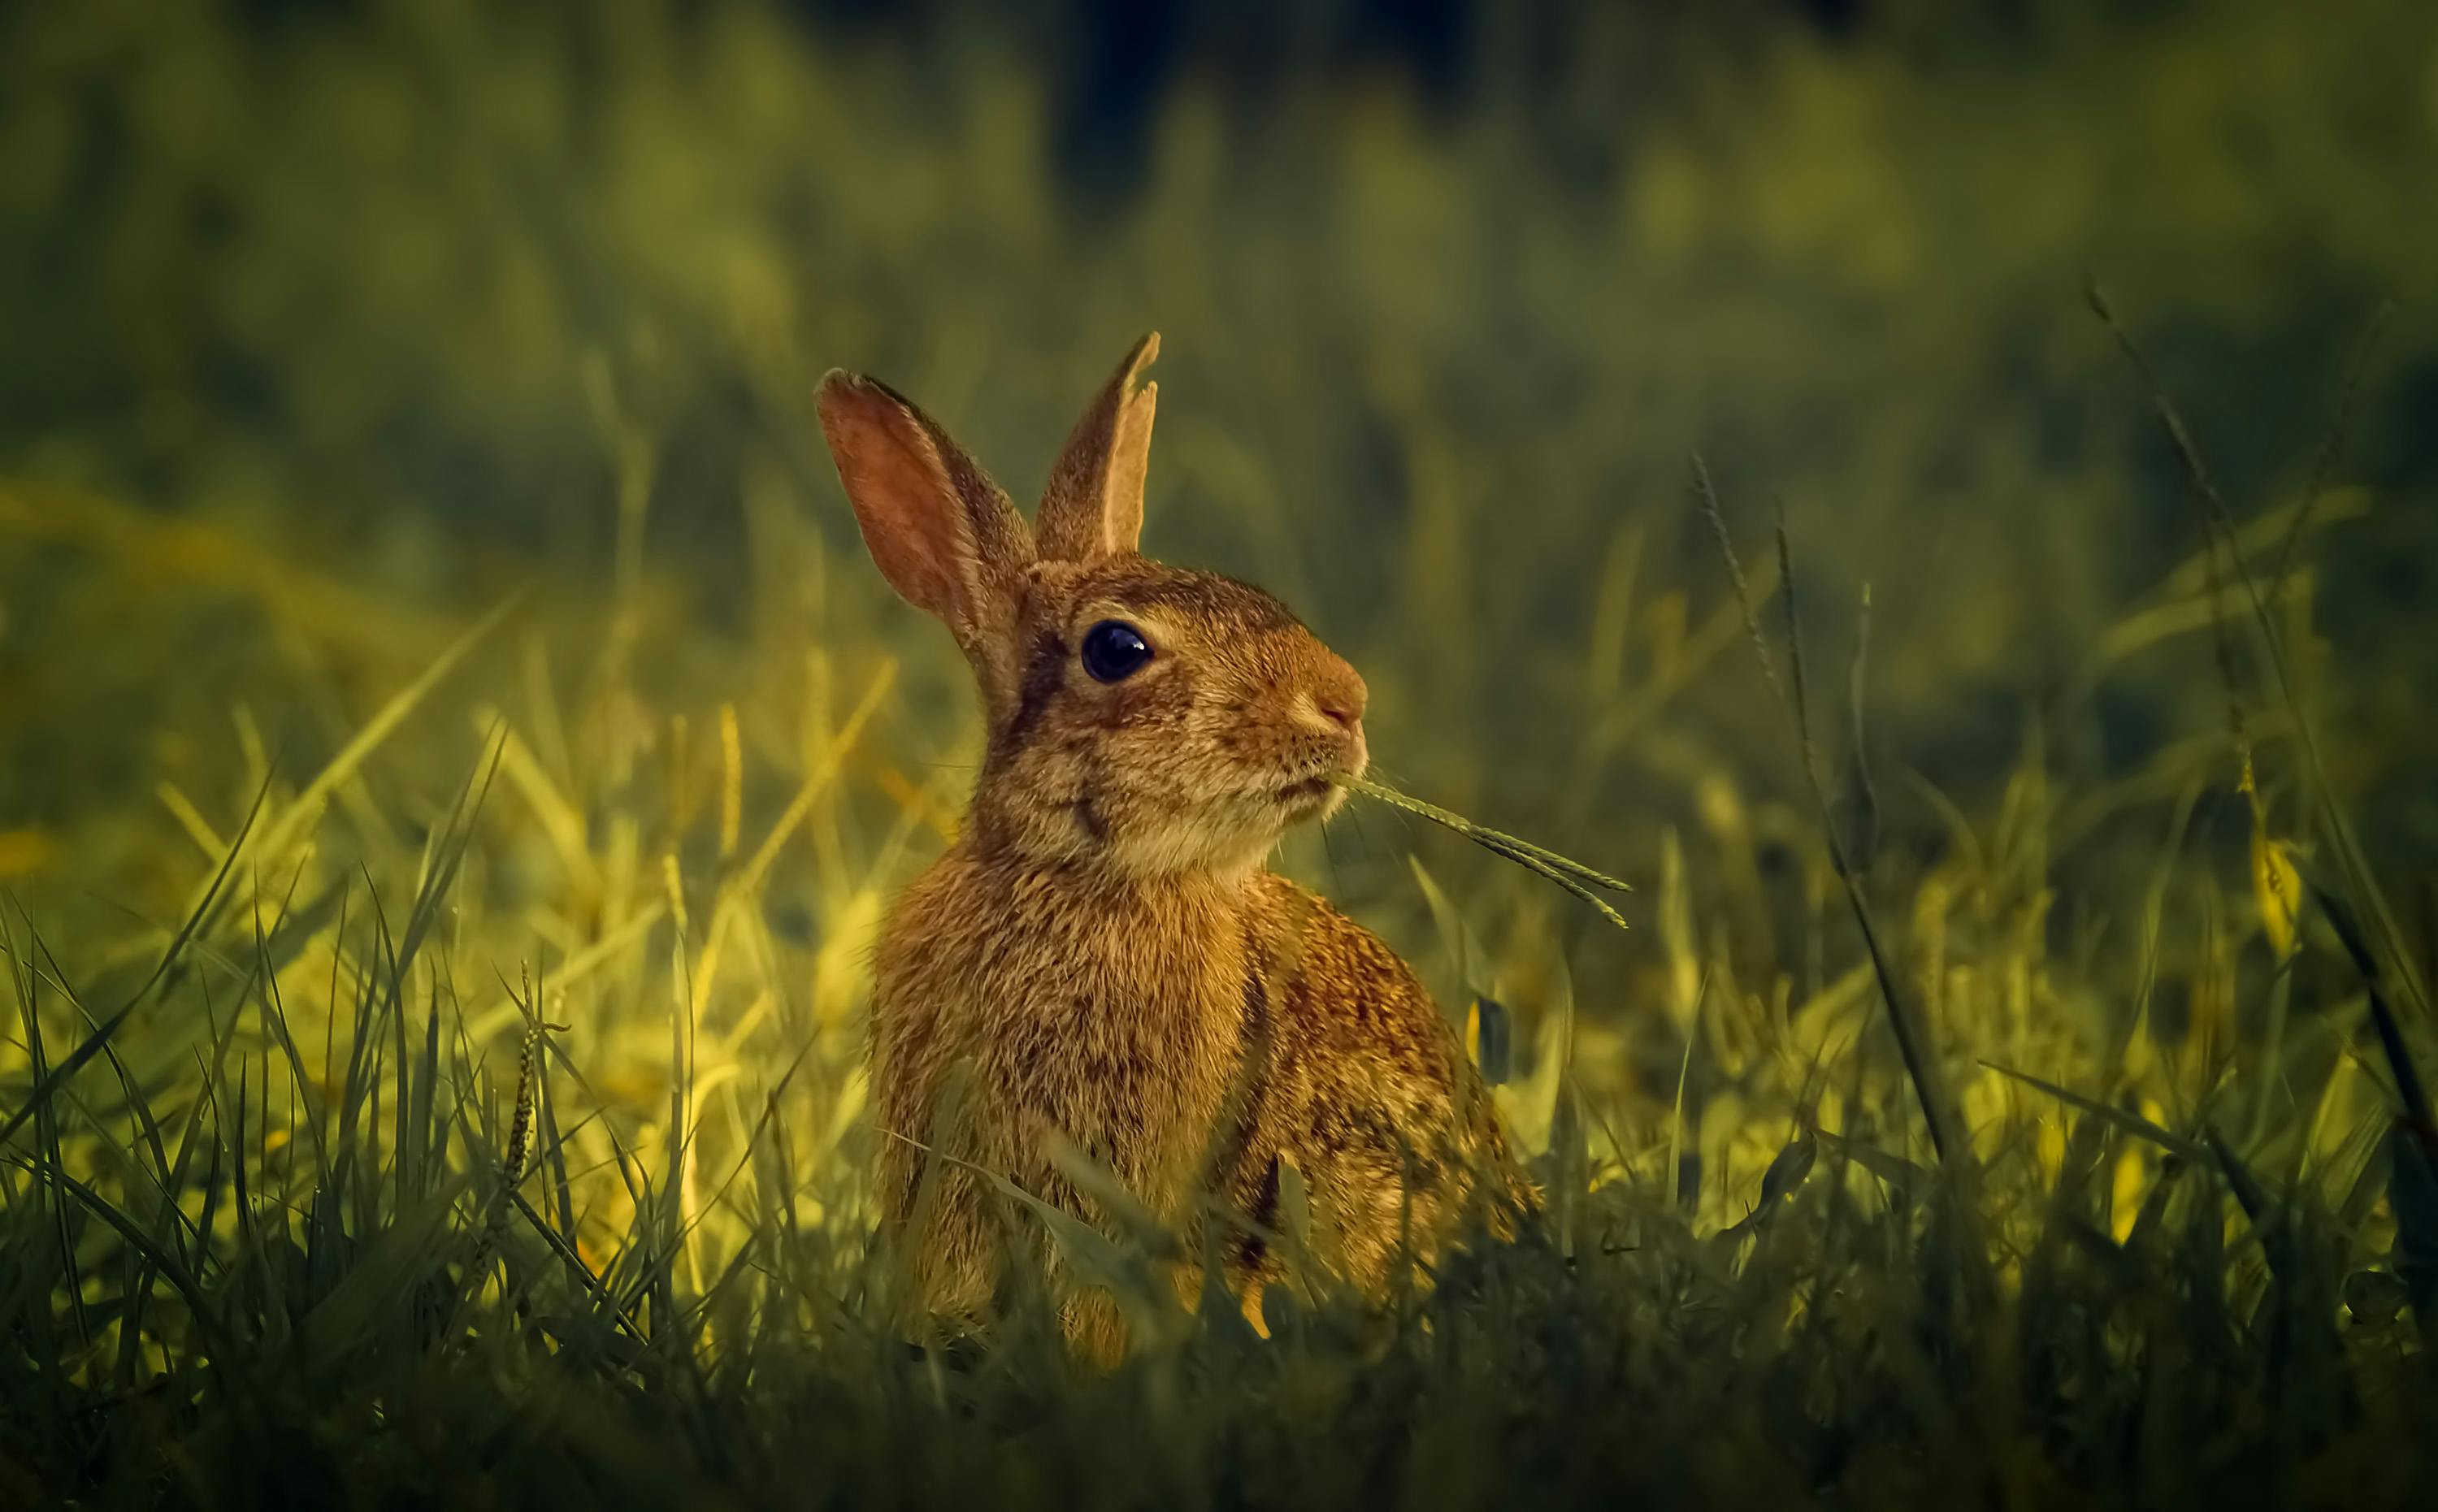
xmin=1313 ymin=665 xmax=1369 ymax=733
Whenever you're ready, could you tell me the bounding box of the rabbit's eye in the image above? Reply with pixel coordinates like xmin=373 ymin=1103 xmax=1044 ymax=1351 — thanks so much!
xmin=1080 ymin=620 xmax=1152 ymax=682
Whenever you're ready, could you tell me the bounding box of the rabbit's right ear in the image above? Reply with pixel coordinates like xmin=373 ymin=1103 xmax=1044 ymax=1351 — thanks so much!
xmin=817 ymin=370 xmax=1034 ymax=708
xmin=1036 ymin=333 xmax=1159 ymax=563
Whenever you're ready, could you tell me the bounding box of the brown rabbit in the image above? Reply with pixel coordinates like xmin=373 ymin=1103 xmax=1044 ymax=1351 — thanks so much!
xmin=815 ymin=334 xmax=1534 ymax=1362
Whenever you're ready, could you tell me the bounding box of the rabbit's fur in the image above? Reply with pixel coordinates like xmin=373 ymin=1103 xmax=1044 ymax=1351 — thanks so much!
xmin=816 ymin=335 xmax=1534 ymax=1361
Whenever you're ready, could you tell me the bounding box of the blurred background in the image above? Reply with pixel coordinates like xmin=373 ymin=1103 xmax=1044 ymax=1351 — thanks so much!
xmin=2 ymin=0 xmax=2436 ymax=1218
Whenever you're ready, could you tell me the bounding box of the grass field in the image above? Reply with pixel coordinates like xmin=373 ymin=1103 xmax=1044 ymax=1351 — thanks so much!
xmin=4 ymin=1 xmax=2438 ymax=1506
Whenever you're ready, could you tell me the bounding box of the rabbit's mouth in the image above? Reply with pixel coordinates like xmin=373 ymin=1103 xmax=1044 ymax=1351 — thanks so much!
xmin=1277 ymin=776 xmax=1335 ymax=806
xmin=1273 ymin=773 xmax=1355 ymax=823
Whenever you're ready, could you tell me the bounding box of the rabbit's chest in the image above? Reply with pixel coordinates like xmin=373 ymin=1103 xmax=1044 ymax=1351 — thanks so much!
xmin=983 ymin=919 xmax=1243 ymax=1189
xmin=887 ymin=863 xmax=1252 ymax=1202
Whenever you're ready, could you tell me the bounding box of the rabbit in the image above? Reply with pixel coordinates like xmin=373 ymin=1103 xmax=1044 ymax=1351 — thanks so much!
xmin=815 ymin=333 xmax=1534 ymax=1363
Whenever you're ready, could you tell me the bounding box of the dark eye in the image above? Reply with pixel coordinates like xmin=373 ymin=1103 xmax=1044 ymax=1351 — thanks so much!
xmin=1080 ymin=620 xmax=1152 ymax=682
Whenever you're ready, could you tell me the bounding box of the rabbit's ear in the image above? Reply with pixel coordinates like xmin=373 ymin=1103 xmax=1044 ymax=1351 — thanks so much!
xmin=1036 ymin=332 xmax=1159 ymax=562
xmin=817 ymin=370 xmax=1034 ymax=704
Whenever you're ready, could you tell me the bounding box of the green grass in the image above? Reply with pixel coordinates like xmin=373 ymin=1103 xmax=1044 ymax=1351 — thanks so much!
xmin=6 ymin=0 xmax=2438 ymax=1505
xmin=3 ymin=784 xmax=2432 ymax=1510
xmin=2 ymin=446 xmax=2432 ymax=1503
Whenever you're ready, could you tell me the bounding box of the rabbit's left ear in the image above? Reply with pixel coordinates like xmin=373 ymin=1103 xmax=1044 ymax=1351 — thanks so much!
xmin=814 ymin=369 xmax=1035 ymax=715
xmin=1036 ymin=332 xmax=1159 ymax=562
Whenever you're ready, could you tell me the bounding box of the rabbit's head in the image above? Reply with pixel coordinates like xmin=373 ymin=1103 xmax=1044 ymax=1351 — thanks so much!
xmin=817 ymin=335 xmax=1368 ymax=877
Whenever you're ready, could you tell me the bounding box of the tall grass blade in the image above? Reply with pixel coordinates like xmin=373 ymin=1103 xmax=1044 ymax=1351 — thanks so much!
xmin=1696 ymin=460 xmax=1969 ymax=1172
xmin=0 ymin=777 xmax=273 ymax=1155
xmin=1981 ymin=1060 xmax=2207 ymax=1163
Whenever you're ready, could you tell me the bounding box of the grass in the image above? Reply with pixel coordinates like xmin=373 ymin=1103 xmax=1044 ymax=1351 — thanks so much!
xmin=6 ymin=0 xmax=2438 ymax=1505
xmin=2 ymin=415 xmax=2433 ymax=1502
xmin=3 ymin=838 xmax=2431 ymax=1512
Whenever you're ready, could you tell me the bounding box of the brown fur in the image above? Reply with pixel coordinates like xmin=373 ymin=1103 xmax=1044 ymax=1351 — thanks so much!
xmin=815 ymin=335 xmax=1534 ymax=1363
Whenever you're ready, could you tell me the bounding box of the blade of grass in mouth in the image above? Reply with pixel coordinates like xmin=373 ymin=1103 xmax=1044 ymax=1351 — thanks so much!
xmin=1336 ymin=777 xmax=1631 ymax=936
